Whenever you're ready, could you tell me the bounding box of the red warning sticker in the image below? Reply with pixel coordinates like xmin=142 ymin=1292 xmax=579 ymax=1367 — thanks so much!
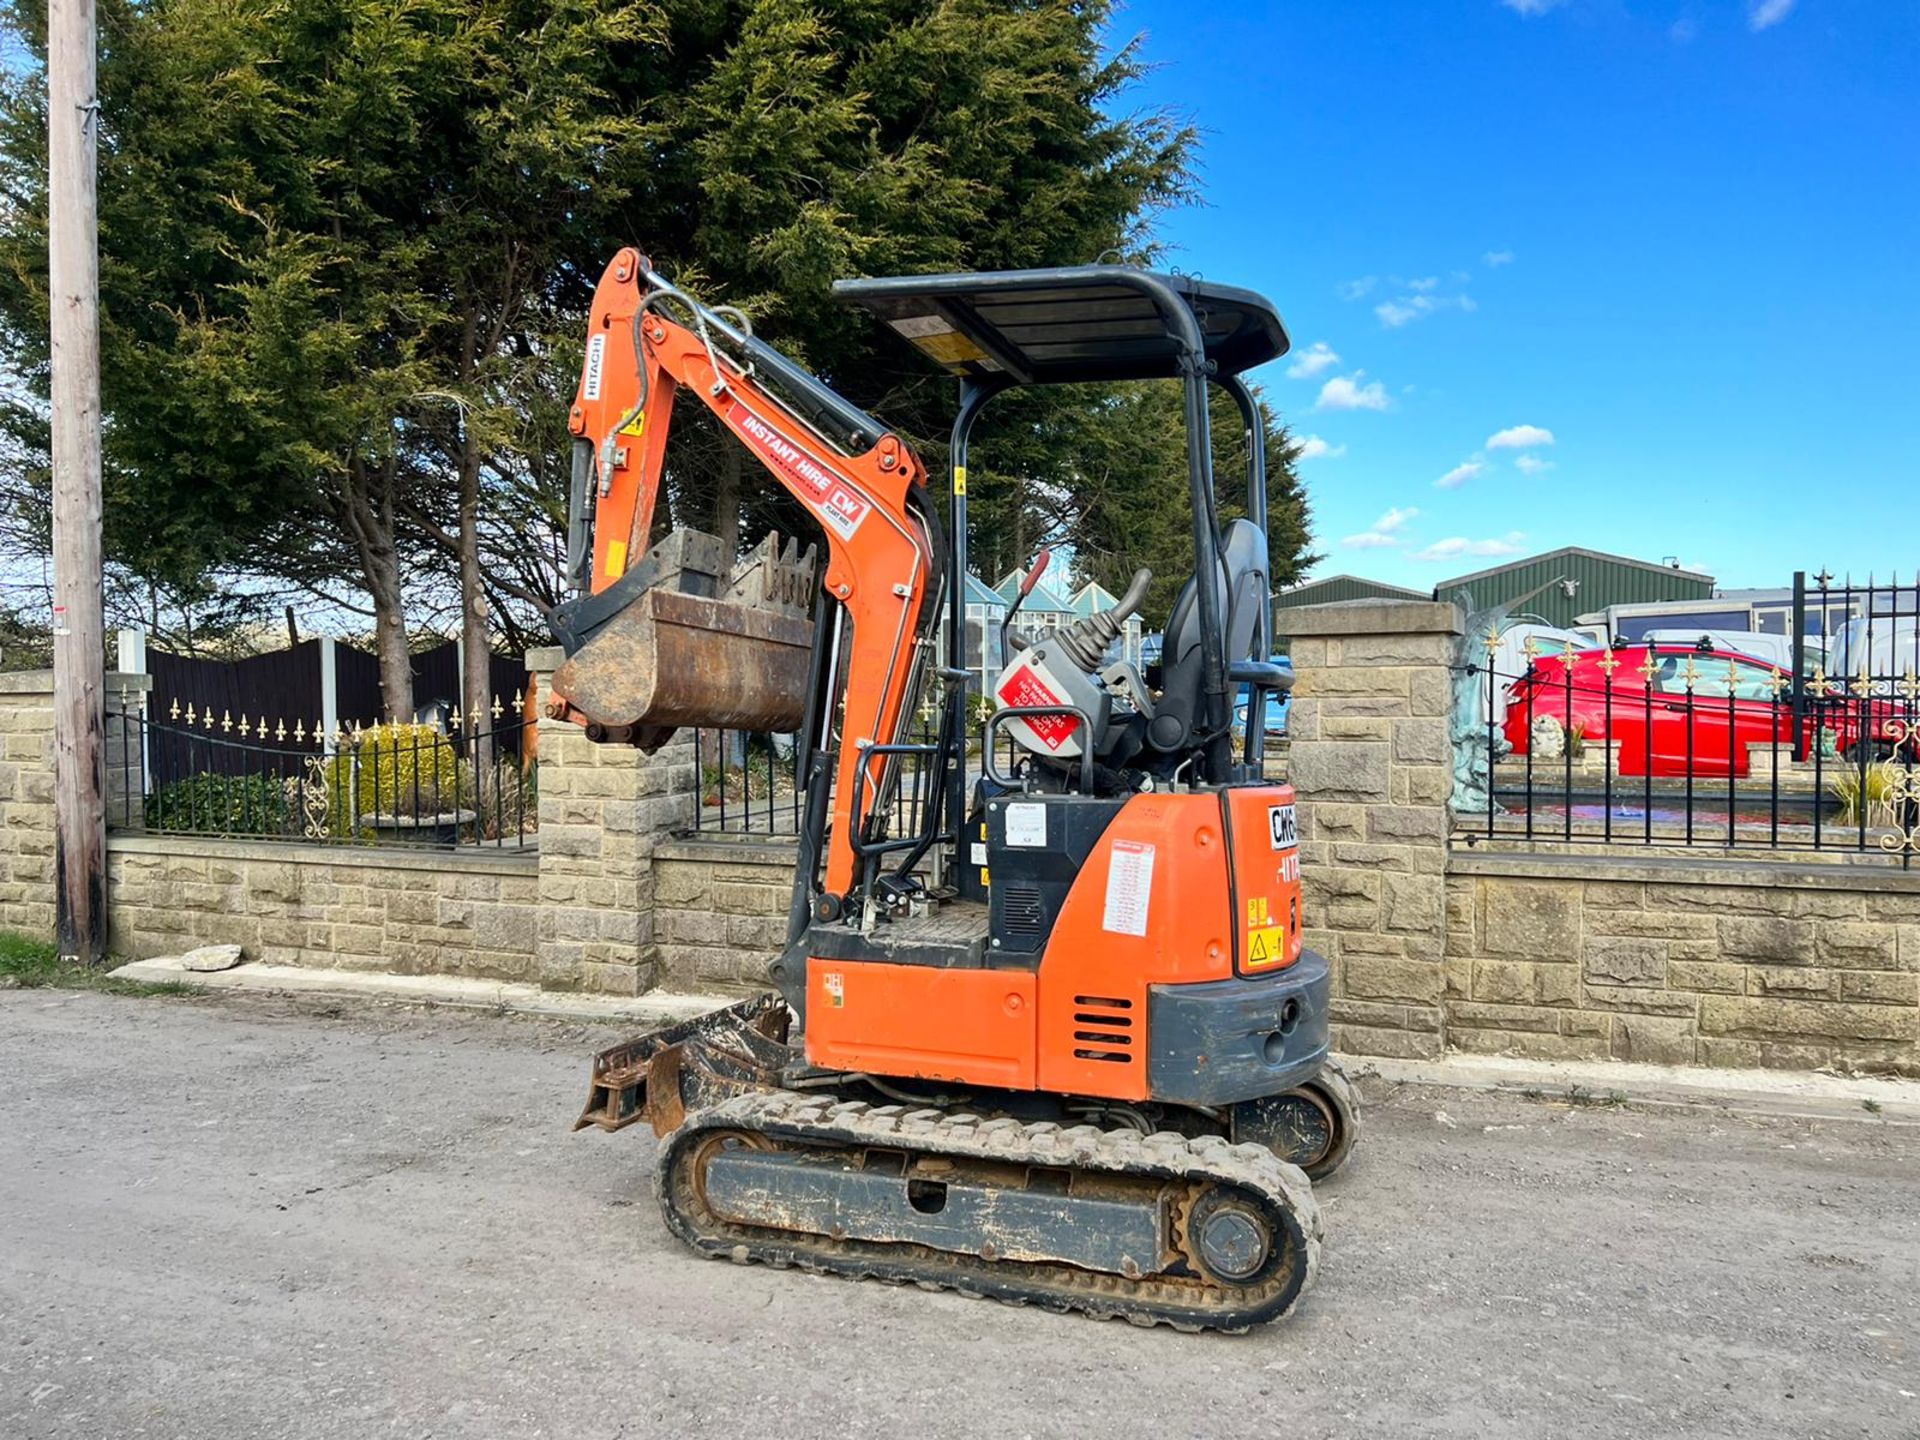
xmin=996 ymin=664 xmax=1079 ymax=750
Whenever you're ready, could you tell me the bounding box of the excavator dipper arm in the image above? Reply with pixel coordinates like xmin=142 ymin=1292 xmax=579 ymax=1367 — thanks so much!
xmin=563 ymin=249 xmax=938 ymax=898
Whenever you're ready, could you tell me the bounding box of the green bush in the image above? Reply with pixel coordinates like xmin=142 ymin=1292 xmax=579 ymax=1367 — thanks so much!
xmin=146 ymin=771 xmax=292 ymax=835
xmin=325 ymin=722 xmax=468 ymax=830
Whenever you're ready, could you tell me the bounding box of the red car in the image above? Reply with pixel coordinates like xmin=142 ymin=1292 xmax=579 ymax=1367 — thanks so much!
xmin=1502 ymin=645 xmax=1909 ymax=779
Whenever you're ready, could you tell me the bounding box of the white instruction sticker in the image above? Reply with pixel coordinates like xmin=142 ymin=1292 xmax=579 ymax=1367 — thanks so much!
xmin=971 ymin=842 xmax=988 ymax=867
xmin=1101 ymin=840 xmax=1156 ymax=937
xmin=1268 ymin=803 xmax=1298 ymax=850
xmin=1005 ymin=802 xmax=1047 ymax=848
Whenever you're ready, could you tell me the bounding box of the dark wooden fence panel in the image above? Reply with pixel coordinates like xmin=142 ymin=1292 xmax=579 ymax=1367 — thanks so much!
xmin=145 ymin=638 xmax=528 ymax=790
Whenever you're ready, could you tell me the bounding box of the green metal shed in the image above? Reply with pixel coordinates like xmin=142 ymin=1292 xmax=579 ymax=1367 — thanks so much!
xmin=1434 ymin=547 xmax=1713 ymax=629
xmin=1274 ymin=574 xmax=1431 ymax=610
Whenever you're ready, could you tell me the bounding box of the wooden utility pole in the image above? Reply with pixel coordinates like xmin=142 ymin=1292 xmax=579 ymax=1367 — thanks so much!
xmin=48 ymin=0 xmax=107 ymax=963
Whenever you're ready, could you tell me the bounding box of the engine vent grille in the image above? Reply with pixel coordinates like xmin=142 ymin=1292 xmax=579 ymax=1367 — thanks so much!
xmin=1071 ymin=994 xmax=1134 ymax=1064
xmin=1002 ymin=885 xmax=1046 ymax=935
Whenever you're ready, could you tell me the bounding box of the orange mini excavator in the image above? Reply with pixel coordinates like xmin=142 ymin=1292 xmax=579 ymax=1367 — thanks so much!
xmin=561 ymin=250 xmax=1357 ymax=1331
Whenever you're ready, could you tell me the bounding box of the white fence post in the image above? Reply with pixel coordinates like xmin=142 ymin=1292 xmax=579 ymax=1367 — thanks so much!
xmin=318 ymin=636 xmax=339 ymax=752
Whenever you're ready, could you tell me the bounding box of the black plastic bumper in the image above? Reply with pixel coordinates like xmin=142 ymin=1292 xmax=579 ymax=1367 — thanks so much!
xmin=1145 ymin=949 xmax=1331 ymax=1106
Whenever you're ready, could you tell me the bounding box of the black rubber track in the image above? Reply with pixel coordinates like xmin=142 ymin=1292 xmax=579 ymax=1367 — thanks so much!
xmin=654 ymin=1090 xmax=1323 ymax=1333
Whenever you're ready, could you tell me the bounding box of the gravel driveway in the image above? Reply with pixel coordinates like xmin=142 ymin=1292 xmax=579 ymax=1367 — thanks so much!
xmin=2 ymin=989 xmax=1915 ymax=1439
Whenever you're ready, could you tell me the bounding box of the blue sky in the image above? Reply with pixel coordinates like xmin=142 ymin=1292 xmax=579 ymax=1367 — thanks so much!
xmin=1117 ymin=0 xmax=1918 ymax=590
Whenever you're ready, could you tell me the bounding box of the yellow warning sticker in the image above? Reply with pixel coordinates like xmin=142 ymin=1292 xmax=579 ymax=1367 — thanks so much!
xmin=619 ymin=412 xmax=646 ymax=439
xmin=915 ymin=330 xmax=990 ymax=366
xmin=1244 ymin=924 xmax=1288 ymax=970
xmin=953 ymin=464 xmax=967 ymax=496
xmin=605 ymin=539 xmax=628 ymax=577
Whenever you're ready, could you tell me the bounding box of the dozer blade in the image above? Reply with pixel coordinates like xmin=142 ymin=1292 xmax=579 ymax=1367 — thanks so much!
xmin=574 ymin=993 xmax=793 ymax=1136
xmin=549 ymin=527 xmax=817 ymax=747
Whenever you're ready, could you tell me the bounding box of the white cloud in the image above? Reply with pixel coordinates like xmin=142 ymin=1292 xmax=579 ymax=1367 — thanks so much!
xmin=1514 ymin=454 xmax=1555 ymax=476
xmin=1406 ymin=276 xmax=1440 ymax=293
xmin=1749 ymin=0 xmax=1793 ymax=29
xmin=1483 ymin=249 xmax=1515 ymax=268
xmin=1433 ymin=459 xmax=1487 ymax=490
xmin=1376 ymin=292 xmax=1477 ymax=328
xmin=1501 ymin=0 xmax=1564 ymax=12
xmin=1374 ymin=505 xmax=1419 ymax=534
xmin=1294 ymin=435 xmax=1347 ymax=462
xmin=1670 ymin=17 xmax=1698 ymax=41
xmin=1485 ymin=423 xmax=1555 ymax=450
xmin=1286 ymin=342 xmax=1341 ymax=380
xmin=1341 ymin=506 xmax=1420 ymax=551
xmin=1337 ymin=276 xmax=1378 ymax=302
xmin=1410 ymin=533 xmax=1528 ymax=563
xmin=1316 ymin=372 xmax=1390 ymax=412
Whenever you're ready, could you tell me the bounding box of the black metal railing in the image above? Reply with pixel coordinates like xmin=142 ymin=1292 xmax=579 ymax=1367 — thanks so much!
xmin=1463 ymin=630 xmax=1920 ymax=865
xmin=689 ymin=726 xmax=805 ymax=836
xmin=688 ymin=719 xmax=955 ymax=840
xmin=112 ymin=697 xmax=537 ymax=850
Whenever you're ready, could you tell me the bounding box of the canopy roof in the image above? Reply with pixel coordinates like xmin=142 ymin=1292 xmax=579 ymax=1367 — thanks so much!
xmin=834 ymin=265 xmax=1290 ymax=385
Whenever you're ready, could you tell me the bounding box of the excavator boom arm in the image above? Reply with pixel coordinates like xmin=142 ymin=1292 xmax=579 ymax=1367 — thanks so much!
xmin=564 ymin=249 xmax=939 ymax=897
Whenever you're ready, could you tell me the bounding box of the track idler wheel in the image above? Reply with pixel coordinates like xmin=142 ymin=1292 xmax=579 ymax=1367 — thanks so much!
xmin=1181 ymin=1188 xmax=1283 ymax=1287
xmin=1233 ymin=1057 xmax=1361 ymax=1182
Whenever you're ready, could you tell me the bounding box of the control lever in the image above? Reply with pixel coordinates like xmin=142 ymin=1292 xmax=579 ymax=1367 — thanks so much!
xmin=999 ymin=546 xmax=1053 ymax=659
xmin=1053 ymin=566 xmax=1152 ymax=674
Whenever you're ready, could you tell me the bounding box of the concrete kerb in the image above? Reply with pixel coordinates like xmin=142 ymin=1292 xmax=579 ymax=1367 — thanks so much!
xmin=107 ymin=956 xmax=733 ymax=1026
xmin=104 ymin=955 xmax=1920 ymax=1124
xmin=1358 ymin=1051 xmax=1920 ymax=1127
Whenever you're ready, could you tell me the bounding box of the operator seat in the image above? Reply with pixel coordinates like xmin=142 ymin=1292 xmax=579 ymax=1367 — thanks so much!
xmin=1147 ymin=517 xmax=1269 ymax=754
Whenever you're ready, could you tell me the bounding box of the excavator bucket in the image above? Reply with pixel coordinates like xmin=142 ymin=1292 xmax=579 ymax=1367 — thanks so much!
xmin=548 ymin=529 xmax=817 ymax=747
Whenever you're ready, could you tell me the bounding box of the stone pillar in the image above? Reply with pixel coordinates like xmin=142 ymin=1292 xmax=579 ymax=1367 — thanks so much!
xmin=0 ymin=669 xmax=149 ymax=940
xmin=1278 ymin=599 xmax=1463 ymax=1059
xmin=527 ymin=648 xmax=699 ymax=995
xmin=0 ymin=670 xmax=58 ymax=938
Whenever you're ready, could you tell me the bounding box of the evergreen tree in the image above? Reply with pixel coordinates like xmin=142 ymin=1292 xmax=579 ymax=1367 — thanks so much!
xmin=0 ymin=0 xmax=1316 ymax=694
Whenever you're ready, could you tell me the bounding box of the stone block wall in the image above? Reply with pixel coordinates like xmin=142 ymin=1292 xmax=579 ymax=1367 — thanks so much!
xmin=0 ymin=663 xmax=694 ymax=996
xmin=108 ymin=837 xmax=540 ymax=979
xmin=1276 ymin=597 xmax=1920 ymax=1076
xmin=652 ymin=837 xmax=796 ymax=993
xmin=0 ymin=671 xmax=57 ymax=938
xmin=1448 ymin=852 xmax=1920 ymax=1073
xmin=1278 ymin=600 xmax=1463 ymax=1060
